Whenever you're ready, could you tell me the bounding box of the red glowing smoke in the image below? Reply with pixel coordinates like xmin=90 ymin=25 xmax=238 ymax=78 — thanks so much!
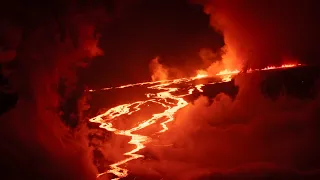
xmin=193 ymin=0 xmax=320 ymax=70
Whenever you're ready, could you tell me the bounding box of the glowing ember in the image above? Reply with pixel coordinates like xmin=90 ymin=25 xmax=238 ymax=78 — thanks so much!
xmin=261 ymin=63 xmax=301 ymax=71
xmin=89 ymin=63 xmax=301 ymax=179
xmin=195 ymin=84 xmax=205 ymax=92
xmin=195 ymin=70 xmax=208 ymax=79
xmin=216 ymin=69 xmax=240 ymax=76
xmin=220 ymin=74 xmax=232 ymax=82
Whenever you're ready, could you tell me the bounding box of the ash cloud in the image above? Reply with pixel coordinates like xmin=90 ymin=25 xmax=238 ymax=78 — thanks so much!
xmin=193 ymin=0 xmax=320 ymax=73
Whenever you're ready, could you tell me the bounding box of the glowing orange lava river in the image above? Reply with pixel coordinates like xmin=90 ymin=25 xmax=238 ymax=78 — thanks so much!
xmin=89 ymin=63 xmax=301 ymax=179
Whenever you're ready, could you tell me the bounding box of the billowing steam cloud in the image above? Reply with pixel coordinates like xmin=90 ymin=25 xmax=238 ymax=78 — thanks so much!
xmin=149 ymin=57 xmax=169 ymax=81
xmin=149 ymin=56 xmax=195 ymax=81
xmin=193 ymin=0 xmax=320 ymax=74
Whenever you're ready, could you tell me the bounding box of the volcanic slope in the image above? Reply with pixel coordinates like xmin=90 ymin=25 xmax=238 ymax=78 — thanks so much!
xmin=88 ymin=65 xmax=320 ymax=180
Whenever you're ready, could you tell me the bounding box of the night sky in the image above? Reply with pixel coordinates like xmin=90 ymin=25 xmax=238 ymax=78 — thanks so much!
xmin=83 ymin=0 xmax=320 ymax=89
xmin=84 ymin=0 xmax=224 ymax=88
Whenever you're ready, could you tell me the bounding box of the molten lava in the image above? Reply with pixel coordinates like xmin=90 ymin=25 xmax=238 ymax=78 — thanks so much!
xmin=90 ymin=78 xmax=196 ymax=179
xmin=89 ymin=63 xmax=301 ymax=179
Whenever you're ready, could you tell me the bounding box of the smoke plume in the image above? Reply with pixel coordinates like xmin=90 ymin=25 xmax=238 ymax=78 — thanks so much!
xmin=193 ymin=0 xmax=320 ymax=74
xmin=149 ymin=57 xmax=169 ymax=81
xmin=0 ymin=1 xmax=108 ymax=179
xmin=199 ymin=48 xmax=220 ymax=67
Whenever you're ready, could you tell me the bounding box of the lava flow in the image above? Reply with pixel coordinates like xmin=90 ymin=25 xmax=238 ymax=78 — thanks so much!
xmin=89 ymin=63 xmax=301 ymax=179
xmin=90 ymin=77 xmax=199 ymax=179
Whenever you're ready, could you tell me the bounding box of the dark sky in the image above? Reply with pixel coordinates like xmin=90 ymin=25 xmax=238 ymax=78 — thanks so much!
xmin=84 ymin=0 xmax=224 ymax=88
